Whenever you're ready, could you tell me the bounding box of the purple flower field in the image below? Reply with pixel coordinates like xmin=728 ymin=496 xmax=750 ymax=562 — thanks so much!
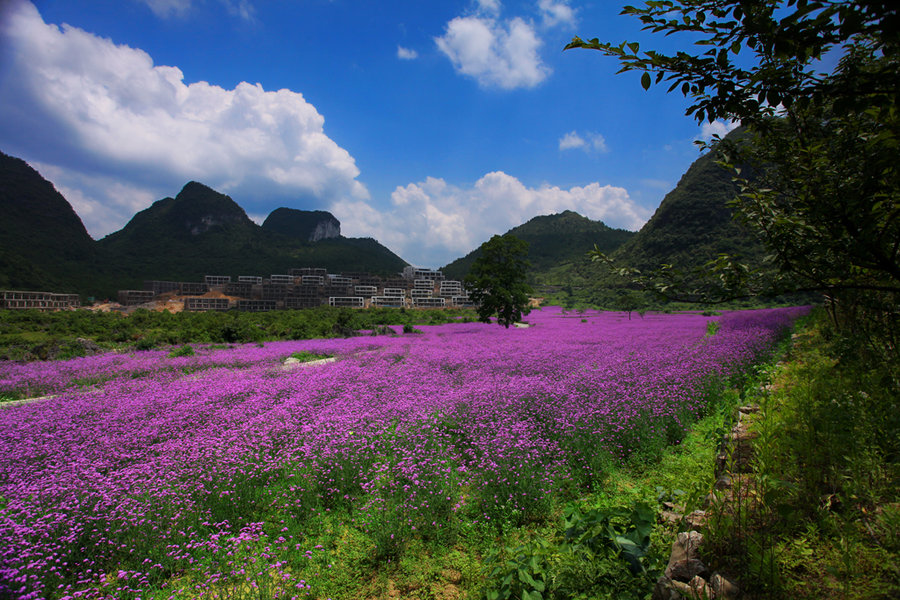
xmin=0 ymin=307 xmax=807 ymax=600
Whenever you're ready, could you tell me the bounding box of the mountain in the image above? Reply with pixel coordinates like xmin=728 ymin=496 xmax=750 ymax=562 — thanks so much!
xmin=0 ymin=151 xmax=99 ymax=292
xmin=0 ymin=155 xmax=408 ymax=297
xmin=442 ymin=210 xmax=635 ymax=280
xmin=550 ymin=128 xmax=768 ymax=307
xmin=98 ymin=182 xmax=407 ymax=288
xmin=610 ymin=128 xmax=764 ymax=273
xmin=262 ymin=207 xmax=341 ymax=242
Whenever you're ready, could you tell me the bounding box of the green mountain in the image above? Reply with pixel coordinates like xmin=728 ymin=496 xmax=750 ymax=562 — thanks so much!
xmin=262 ymin=207 xmax=341 ymax=242
xmin=0 ymin=151 xmax=100 ymax=293
xmin=97 ymin=182 xmax=408 ymax=289
xmin=610 ymin=130 xmax=764 ymax=274
xmin=0 ymin=155 xmax=408 ymax=298
xmin=551 ymin=129 xmax=768 ymax=307
xmin=442 ymin=210 xmax=635 ymax=280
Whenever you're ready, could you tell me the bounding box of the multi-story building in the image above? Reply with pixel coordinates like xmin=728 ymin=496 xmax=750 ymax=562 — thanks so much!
xmin=439 ymin=280 xmax=464 ymax=297
xmin=238 ymin=276 xmax=263 ymax=284
xmin=403 ymin=266 xmax=444 ymax=281
xmin=237 ymin=299 xmax=277 ymax=312
xmin=224 ymin=282 xmax=254 ymax=298
xmin=301 ymin=275 xmax=325 ymax=286
xmin=371 ymin=295 xmax=406 ymax=308
xmin=413 ymin=297 xmax=446 ymax=308
xmin=2 ymin=290 xmax=81 ymax=310
xmin=329 ymin=296 xmax=364 ymax=308
xmin=184 ymin=297 xmax=230 ymax=311
xmin=204 ymin=275 xmax=232 ymax=287
xmin=118 ymin=290 xmax=156 ymax=306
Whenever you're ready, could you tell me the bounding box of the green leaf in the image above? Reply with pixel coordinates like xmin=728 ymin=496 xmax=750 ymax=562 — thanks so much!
xmin=641 ymin=71 xmax=651 ymax=90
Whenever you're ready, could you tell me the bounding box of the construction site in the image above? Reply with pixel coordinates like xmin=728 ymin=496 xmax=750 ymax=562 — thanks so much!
xmin=109 ymin=266 xmax=471 ymax=313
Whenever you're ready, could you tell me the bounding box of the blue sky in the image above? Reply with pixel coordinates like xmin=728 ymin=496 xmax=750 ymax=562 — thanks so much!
xmin=0 ymin=0 xmax=737 ymax=267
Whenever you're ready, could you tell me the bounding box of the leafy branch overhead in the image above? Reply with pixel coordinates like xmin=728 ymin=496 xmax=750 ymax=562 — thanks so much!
xmin=568 ymin=1 xmax=900 ymax=309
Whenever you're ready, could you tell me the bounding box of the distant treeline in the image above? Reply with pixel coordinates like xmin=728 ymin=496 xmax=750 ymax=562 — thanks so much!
xmin=0 ymin=306 xmax=476 ymax=361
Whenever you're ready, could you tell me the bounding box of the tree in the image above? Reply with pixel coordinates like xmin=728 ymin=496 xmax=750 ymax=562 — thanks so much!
xmin=567 ymin=1 xmax=900 ymax=322
xmin=464 ymin=234 xmax=534 ymax=328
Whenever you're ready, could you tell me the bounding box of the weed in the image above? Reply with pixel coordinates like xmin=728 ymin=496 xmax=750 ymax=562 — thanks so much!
xmin=168 ymin=344 xmax=196 ymax=358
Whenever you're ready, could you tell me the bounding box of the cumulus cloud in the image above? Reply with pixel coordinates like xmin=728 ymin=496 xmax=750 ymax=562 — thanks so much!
xmin=0 ymin=1 xmax=367 ymax=238
xmin=331 ymin=171 xmax=649 ymax=267
xmin=397 ymin=46 xmax=418 ymax=60
xmin=475 ymin=0 xmax=502 ymax=17
xmin=435 ymin=14 xmax=549 ymax=89
xmin=538 ymin=0 xmax=576 ymax=27
xmin=559 ymin=131 xmax=608 ymax=153
xmin=698 ymin=119 xmax=740 ymax=141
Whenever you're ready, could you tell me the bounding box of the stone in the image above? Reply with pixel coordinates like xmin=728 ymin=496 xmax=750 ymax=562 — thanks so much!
xmin=651 ymin=576 xmax=681 ymax=600
xmin=714 ymin=474 xmax=732 ymax=490
xmin=709 ymin=573 xmax=740 ymax=599
xmin=665 ymin=531 xmax=706 ymax=582
xmin=685 ymin=510 xmax=707 ymax=531
xmin=668 ymin=558 xmax=709 ymax=582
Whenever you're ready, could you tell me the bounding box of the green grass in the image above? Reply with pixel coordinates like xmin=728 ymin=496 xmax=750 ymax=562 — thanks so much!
xmin=701 ymin=312 xmax=900 ymax=599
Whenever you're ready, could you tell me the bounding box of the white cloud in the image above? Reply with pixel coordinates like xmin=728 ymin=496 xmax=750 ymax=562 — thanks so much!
xmin=537 ymin=0 xmax=576 ymax=27
xmin=435 ymin=15 xmax=549 ymax=89
xmin=0 ymin=1 xmax=367 ymax=238
xmin=137 ymin=0 xmax=192 ymax=19
xmin=475 ymin=0 xmax=502 ymax=17
xmin=397 ymin=46 xmax=418 ymax=60
xmin=698 ymin=119 xmax=740 ymax=141
xmin=559 ymin=130 xmax=608 ymax=153
xmin=559 ymin=131 xmax=586 ymax=151
xmin=136 ymin=0 xmax=256 ymax=21
xmin=221 ymin=0 xmax=256 ymax=22
xmin=331 ymin=171 xmax=649 ymax=267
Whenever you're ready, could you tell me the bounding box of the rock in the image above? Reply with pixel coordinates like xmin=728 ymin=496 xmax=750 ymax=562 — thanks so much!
xmin=75 ymin=337 xmax=103 ymax=355
xmin=689 ymin=575 xmax=710 ymax=598
xmin=665 ymin=531 xmax=706 ymax=582
xmin=685 ymin=510 xmax=707 ymax=531
xmin=715 ymin=474 xmax=732 ymax=490
xmin=668 ymin=558 xmax=709 ymax=582
xmin=709 ymin=573 xmax=740 ymax=599
xmin=651 ymin=576 xmax=681 ymax=600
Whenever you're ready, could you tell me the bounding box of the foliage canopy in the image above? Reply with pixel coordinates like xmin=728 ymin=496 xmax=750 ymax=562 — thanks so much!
xmin=464 ymin=234 xmax=534 ymax=328
xmin=567 ymin=1 xmax=900 ymax=320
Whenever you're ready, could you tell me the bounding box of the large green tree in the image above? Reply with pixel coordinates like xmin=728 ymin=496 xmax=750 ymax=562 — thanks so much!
xmin=567 ymin=1 xmax=900 ymax=313
xmin=464 ymin=234 xmax=534 ymax=328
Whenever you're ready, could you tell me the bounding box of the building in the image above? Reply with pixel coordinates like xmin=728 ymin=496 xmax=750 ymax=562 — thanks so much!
xmin=329 ymin=296 xmax=364 ymax=308
xmin=204 ymin=275 xmax=232 ymax=287
xmin=403 ymin=266 xmax=444 ymax=281
xmin=184 ymin=297 xmax=230 ymax=311
xmin=413 ymin=297 xmax=446 ymax=308
xmin=354 ymin=285 xmax=378 ymax=297
xmin=237 ymin=299 xmax=277 ymax=312
xmin=1 ymin=290 xmax=80 ymax=311
xmin=439 ymin=280 xmax=464 ymax=297
xmin=224 ymin=282 xmax=254 ymax=298
xmin=118 ymin=290 xmax=156 ymax=306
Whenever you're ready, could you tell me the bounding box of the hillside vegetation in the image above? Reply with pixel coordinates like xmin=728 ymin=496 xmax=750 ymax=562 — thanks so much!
xmin=0 ymin=154 xmax=408 ymax=298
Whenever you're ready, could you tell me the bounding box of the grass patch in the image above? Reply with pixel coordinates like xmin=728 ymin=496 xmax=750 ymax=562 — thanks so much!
xmin=702 ymin=311 xmax=900 ymax=599
xmin=288 ymin=350 xmax=332 ymax=363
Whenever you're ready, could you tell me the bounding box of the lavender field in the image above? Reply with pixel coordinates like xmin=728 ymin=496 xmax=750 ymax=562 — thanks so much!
xmin=0 ymin=307 xmax=807 ymax=600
